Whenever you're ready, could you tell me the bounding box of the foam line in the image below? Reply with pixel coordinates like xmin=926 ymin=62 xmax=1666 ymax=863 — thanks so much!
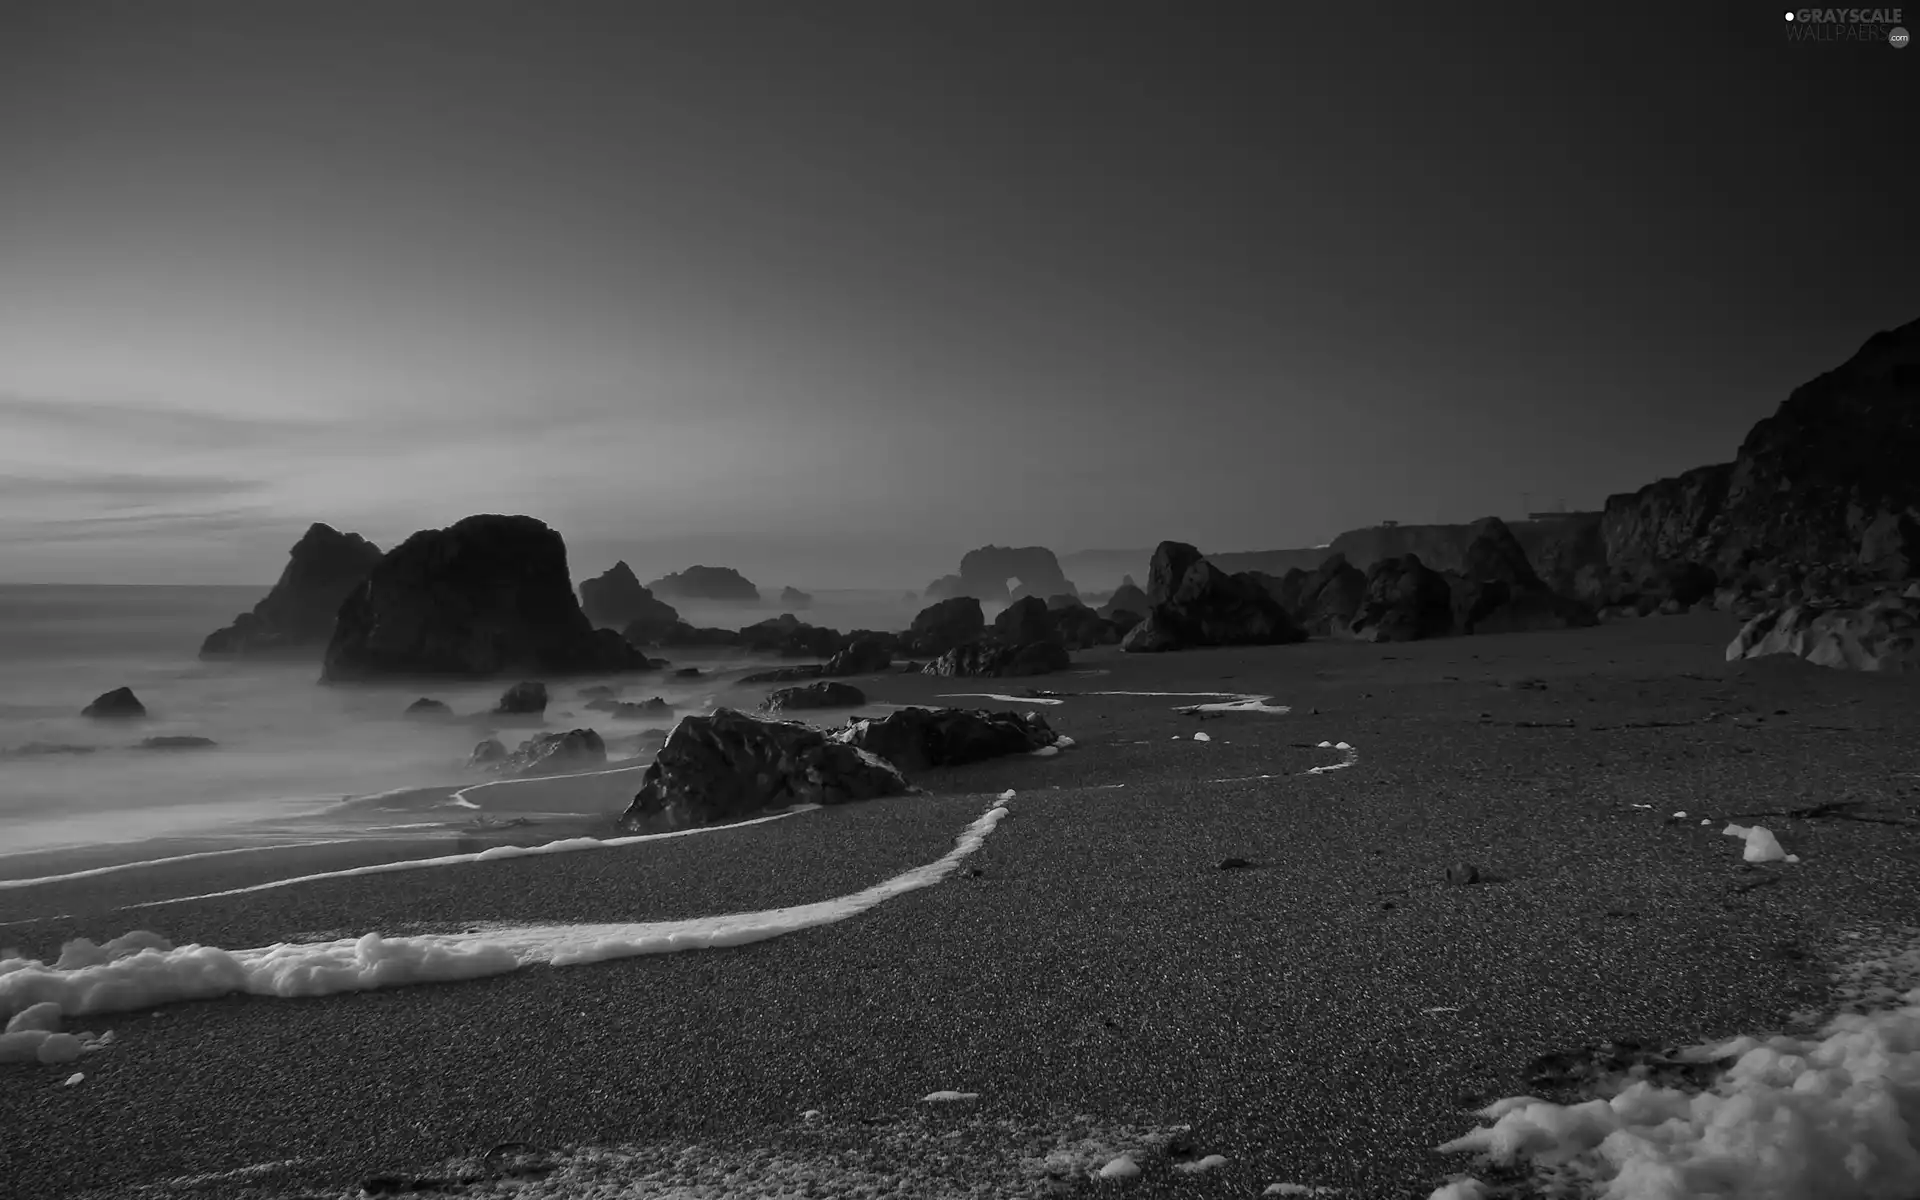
xmin=0 ymin=841 xmax=361 ymax=891
xmin=0 ymin=796 xmax=1016 ymax=1018
xmin=124 ymin=807 xmax=819 ymax=910
xmin=936 ymin=693 xmax=1066 ymax=705
xmin=447 ymin=760 xmax=655 ymax=808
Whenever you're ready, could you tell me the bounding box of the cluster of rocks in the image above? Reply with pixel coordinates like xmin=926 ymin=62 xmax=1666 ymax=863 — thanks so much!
xmin=468 ymin=728 xmax=608 ymax=778
xmin=618 ymin=705 xmax=1059 ymax=831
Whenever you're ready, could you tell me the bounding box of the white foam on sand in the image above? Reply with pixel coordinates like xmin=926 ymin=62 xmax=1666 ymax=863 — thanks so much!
xmin=0 ymin=795 xmax=1015 ymax=1022
xmin=936 ymin=693 xmax=1067 ymax=705
xmin=1430 ymin=926 xmax=1920 ymax=1200
xmin=446 ymin=761 xmax=656 ymax=809
xmin=0 ymin=840 xmax=360 ymax=890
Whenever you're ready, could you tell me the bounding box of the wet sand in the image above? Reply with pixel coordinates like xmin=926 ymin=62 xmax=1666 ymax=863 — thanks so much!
xmin=2 ymin=612 xmax=1918 ymax=1198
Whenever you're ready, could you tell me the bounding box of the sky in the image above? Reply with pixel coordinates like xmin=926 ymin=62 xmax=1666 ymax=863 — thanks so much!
xmin=1 ymin=1 xmax=1915 ymax=589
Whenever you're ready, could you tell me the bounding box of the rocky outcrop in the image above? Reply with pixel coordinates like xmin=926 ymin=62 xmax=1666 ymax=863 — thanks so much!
xmin=1442 ymin=518 xmax=1600 ymax=634
xmin=1287 ymin=554 xmax=1367 ymax=636
xmin=1098 ymin=579 xmax=1149 ymax=619
xmin=321 ymin=515 xmax=655 ymax=681
xmin=762 ymin=681 xmax=866 ymax=713
xmin=200 ymin=523 xmax=383 ymax=658
xmin=1605 ymin=319 xmax=1920 ymax=580
xmin=647 ymin=622 xmax=742 ymax=648
xmin=585 ymin=696 xmax=672 ymax=719
xmin=1350 ymin=555 xmax=1455 ymax=642
xmin=922 ymin=640 xmax=1071 ymax=677
xmin=404 ymin=697 xmax=452 ymax=717
xmin=836 ymin=707 xmax=1058 ymax=773
xmin=492 ymin=729 xmax=608 ymax=777
xmin=739 ymin=614 xmax=840 ymax=658
xmin=1726 ymin=589 xmax=1919 ymax=672
xmin=618 ymin=708 xmax=909 ymax=830
xmin=825 ymin=637 xmax=893 ymax=676
xmin=1120 ymin=541 xmax=1306 ymax=653
xmin=924 ymin=546 xmax=1077 ymax=602
xmin=578 ymin=562 xmax=681 ymax=633
xmin=906 ymin=597 xmax=986 ymax=655
xmin=1044 ymin=597 xmax=1122 ymax=650
xmin=645 ymin=565 xmax=761 ymax=604
xmin=493 ymin=680 xmax=548 ymax=715
xmin=778 ymin=586 xmax=814 ymax=610
xmin=82 ymin=687 xmax=145 ymax=720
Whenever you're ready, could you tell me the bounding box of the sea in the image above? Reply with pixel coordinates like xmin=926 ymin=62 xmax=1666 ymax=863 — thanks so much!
xmin=0 ymin=584 xmax=941 ymax=873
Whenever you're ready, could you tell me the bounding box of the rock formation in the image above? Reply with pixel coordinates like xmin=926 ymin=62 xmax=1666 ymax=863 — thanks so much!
xmin=645 ymin=565 xmax=762 ymax=604
xmin=1286 ymin=555 xmax=1368 ymax=636
xmin=761 ymin=681 xmax=866 ymax=713
xmin=923 ymin=546 xmax=1077 ymax=602
xmin=493 ymin=681 xmax=548 ymax=715
xmin=1120 ymin=542 xmax=1306 ymax=653
xmin=200 ymin=523 xmax=383 ymax=658
xmin=619 ymin=708 xmax=908 ymax=830
xmin=1098 ymin=578 xmax=1149 ymax=620
xmin=778 ymin=586 xmax=814 ymax=610
xmin=836 ymin=707 xmax=1058 ymax=773
xmin=321 ymin=515 xmax=655 ymax=681
xmin=1349 ymin=555 xmax=1455 ymax=642
xmin=922 ymin=640 xmax=1070 ymax=677
xmin=81 ymin=687 xmax=146 ymax=720
xmin=1442 ymin=518 xmax=1599 ymax=635
xmin=906 ymin=597 xmax=986 ymax=656
xmin=1726 ymin=587 xmax=1919 ymax=672
xmin=404 ymin=697 xmax=452 ymax=717
xmin=578 ymin=562 xmax=681 ymax=632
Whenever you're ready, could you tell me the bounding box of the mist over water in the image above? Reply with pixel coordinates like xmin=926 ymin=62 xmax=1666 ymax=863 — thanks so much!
xmin=0 ymin=585 xmax=938 ymax=862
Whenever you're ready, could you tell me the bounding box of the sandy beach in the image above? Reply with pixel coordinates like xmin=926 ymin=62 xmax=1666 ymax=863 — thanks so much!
xmin=3 ymin=612 xmax=1918 ymax=1198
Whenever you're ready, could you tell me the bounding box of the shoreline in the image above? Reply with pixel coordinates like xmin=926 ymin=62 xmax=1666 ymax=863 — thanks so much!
xmin=2 ymin=616 xmax=1918 ymax=1198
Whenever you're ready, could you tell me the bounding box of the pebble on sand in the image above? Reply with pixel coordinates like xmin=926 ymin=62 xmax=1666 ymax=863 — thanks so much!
xmin=920 ymin=1090 xmax=979 ymax=1103
xmin=1096 ymin=1155 xmax=1141 ymax=1179
xmin=1172 ymin=1154 xmax=1228 ymax=1173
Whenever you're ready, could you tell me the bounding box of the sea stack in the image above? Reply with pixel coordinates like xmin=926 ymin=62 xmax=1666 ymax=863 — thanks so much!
xmin=200 ymin=523 xmax=383 ymax=657
xmin=321 ymin=514 xmax=654 ymax=680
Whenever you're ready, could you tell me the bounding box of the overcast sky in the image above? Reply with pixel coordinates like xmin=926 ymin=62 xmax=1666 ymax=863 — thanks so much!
xmin=2 ymin=1 xmax=1914 ymax=588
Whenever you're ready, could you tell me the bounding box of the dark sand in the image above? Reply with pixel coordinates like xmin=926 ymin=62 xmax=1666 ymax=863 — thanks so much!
xmin=3 ymin=612 xmax=1919 ymax=1198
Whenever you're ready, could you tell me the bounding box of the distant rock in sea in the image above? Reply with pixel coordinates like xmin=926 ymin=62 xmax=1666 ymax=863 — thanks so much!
xmin=779 ymin=586 xmax=814 ymax=610
xmin=923 ymin=546 xmax=1078 ymax=603
xmin=578 ymin=561 xmax=681 ymax=632
xmin=491 ymin=728 xmax=607 ymax=777
xmin=645 ymin=565 xmax=762 ymax=604
xmin=137 ymin=736 xmax=217 ymax=751
xmin=82 ymin=687 xmax=146 ymax=720
xmin=201 ymin=523 xmax=383 ymax=658
xmin=404 ymin=697 xmax=452 ymax=717
xmin=494 ymin=681 xmax=549 ymax=715
xmin=321 ymin=514 xmax=656 ymax=681
xmin=761 ymin=681 xmax=866 ymax=713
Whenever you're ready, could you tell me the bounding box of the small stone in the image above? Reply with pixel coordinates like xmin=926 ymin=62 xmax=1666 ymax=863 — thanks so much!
xmin=1218 ymin=857 xmax=1252 ymax=870
xmin=1444 ymin=862 xmax=1481 ymax=886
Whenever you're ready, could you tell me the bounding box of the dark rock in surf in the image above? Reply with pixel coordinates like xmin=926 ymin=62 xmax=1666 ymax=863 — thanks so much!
xmin=200 ymin=523 xmax=383 ymax=659
xmin=824 ymin=636 xmax=893 ymax=676
xmin=322 ymin=515 xmax=656 ymax=680
xmin=496 ymin=728 xmax=607 ymax=777
xmin=619 ymin=708 xmax=909 ymax=830
xmin=494 ymin=681 xmax=549 ymax=715
xmin=405 ymin=698 xmax=453 ymax=716
xmin=468 ymin=739 xmax=508 ymax=767
xmin=578 ymin=562 xmax=681 ymax=634
xmin=906 ymin=597 xmax=987 ymax=656
xmin=762 ymin=681 xmax=867 ymax=713
xmin=137 ymin=736 xmax=217 ymax=751
xmin=646 ymin=565 xmax=761 ymax=604
xmin=82 ymin=687 xmax=146 ymax=720
xmin=834 ymin=706 xmax=1057 ymax=773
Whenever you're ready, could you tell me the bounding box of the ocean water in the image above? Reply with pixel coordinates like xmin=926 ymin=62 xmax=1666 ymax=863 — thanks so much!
xmin=0 ymin=585 xmax=934 ymax=863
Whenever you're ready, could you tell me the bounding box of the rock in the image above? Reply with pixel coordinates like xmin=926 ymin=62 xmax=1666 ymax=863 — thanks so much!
xmin=739 ymin=614 xmax=840 ymax=658
xmin=824 ymin=636 xmax=893 ymax=676
xmin=1445 ymin=862 xmax=1481 ymax=886
xmin=1350 ymin=555 xmax=1455 ymax=642
xmin=907 ymin=596 xmax=986 ymax=656
xmin=993 ymin=596 xmax=1054 ymax=647
xmin=494 ymin=728 xmax=607 ymax=777
xmin=1858 ymin=509 xmax=1920 ymax=578
xmin=1217 ymin=857 xmax=1253 ymax=870
xmin=578 ymin=562 xmax=681 ymax=633
xmin=404 ymin=698 xmax=452 ymax=716
xmin=82 ymin=687 xmax=146 ymax=720
xmin=494 ymin=681 xmax=548 ymax=715
xmin=1726 ymin=590 xmax=1920 ymax=672
xmin=1047 ymin=600 xmax=1121 ymax=650
xmin=322 ymin=515 xmax=656 ymax=680
xmin=645 ymin=565 xmax=761 ymax=604
xmin=618 ymin=708 xmax=909 ymax=830
xmin=922 ymin=640 xmax=1070 ymax=677
xmin=762 ymin=681 xmax=867 ymax=713
xmin=1122 ymin=541 xmax=1306 ymax=652
xmin=468 ymin=739 xmax=507 ymax=767
xmin=137 ymin=736 xmax=216 ymax=750
xmin=1098 ymin=580 xmax=1149 ymax=619
xmin=1460 ymin=585 xmax=1599 ymax=636
xmin=1603 ymin=319 xmax=1920 ymax=578
xmin=1290 ymin=554 xmax=1368 ymax=636
xmin=1106 ymin=608 xmax=1144 ymax=636
xmin=587 ymin=697 xmax=673 ymax=719
xmin=778 ymin=586 xmax=814 ymax=610
xmin=834 ymin=706 xmax=1057 ymax=772
xmin=200 ymin=523 xmax=383 ymax=658
xmin=925 ymin=546 xmax=1077 ymax=602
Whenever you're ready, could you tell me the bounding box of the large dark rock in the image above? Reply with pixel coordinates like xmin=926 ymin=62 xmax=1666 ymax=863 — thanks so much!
xmin=907 ymin=597 xmax=986 ymax=655
xmin=1045 ymin=598 xmax=1122 ymax=650
xmin=578 ymin=562 xmax=681 ymax=633
xmin=762 ymin=681 xmax=866 ymax=713
xmin=494 ymin=728 xmax=607 ymax=777
xmin=1442 ymin=518 xmax=1600 ymax=634
xmin=993 ymin=596 xmax=1054 ymax=646
xmin=922 ymin=640 xmax=1070 ymax=677
xmin=82 ymin=687 xmax=146 ymax=720
xmin=924 ymin=546 xmax=1077 ymax=603
xmin=835 ymin=706 xmax=1058 ymax=773
xmin=321 ymin=515 xmax=655 ymax=681
xmin=1122 ymin=541 xmax=1306 ymax=652
xmin=200 ymin=523 xmax=383 ymax=658
xmin=1603 ymin=319 xmax=1920 ymax=580
xmin=645 ymin=565 xmax=761 ymax=604
xmin=618 ymin=708 xmax=909 ymax=830
xmin=404 ymin=697 xmax=452 ymax=717
xmin=1289 ymin=554 xmax=1368 ymax=636
xmin=1350 ymin=554 xmax=1455 ymax=642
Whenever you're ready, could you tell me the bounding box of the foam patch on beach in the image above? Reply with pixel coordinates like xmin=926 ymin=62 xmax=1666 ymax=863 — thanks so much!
xmin=0 ymin=795 xmax=1014 ymax=1022
xmin=1205 ymin=740 xmax=1359 ymax=783
xmin=1429 ymin=925 xmax=1920 ymax=1199
xmin=0 ymin=841 xmax=360 ymax=890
